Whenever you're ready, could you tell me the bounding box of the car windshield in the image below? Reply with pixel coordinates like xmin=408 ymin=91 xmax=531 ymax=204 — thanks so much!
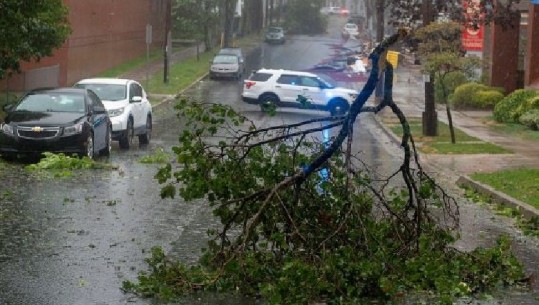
xmin=219 ymin=49 xmax=241 ymax=57
xmin=15 ymin=93 xmax=86 ymax=113
xmin=268 ymin=27 xmax=282 ymax=33
xmin=317 ymin=76 xmax=335 ymax=89
xmin=213 ymin=55 xmax=238 ymax=64
xmin=74 ymin=83 xmax=126 ymax=101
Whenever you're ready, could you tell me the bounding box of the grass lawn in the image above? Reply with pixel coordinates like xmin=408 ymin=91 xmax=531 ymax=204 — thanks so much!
xmin=420 ymin=142 xmax=510 ymax=154
xmin=146 ymin=51 xmax=213 ymax=95
xmin=471 ymin=168 xmax=539 ymax=209
xmin=386 ymin=117 xmax=510 ymax=154
xmin=98 ymin=48 xmax=178 ymax=78
xmin=484 ymin=119 xmax=539 ymax=142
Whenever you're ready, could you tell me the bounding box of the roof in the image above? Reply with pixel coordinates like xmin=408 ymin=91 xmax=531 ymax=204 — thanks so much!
xmin=75 ymin=78 xmax=132 ymax=85
xmin=218 ymin=48 xmax=243 ymax=55
xmin=29 ymin=87 xmax=87 ymax=94
xmin=255 ymin=68 xmax=317 ymax=77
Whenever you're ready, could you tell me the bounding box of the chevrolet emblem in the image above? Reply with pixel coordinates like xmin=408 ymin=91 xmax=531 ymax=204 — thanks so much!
xmin=32 ymin=126 xmax=43 ymax=132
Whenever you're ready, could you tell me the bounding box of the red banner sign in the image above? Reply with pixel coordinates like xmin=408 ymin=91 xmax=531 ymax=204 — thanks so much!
xmin=462 ymin=0 xmax=483 ymax=51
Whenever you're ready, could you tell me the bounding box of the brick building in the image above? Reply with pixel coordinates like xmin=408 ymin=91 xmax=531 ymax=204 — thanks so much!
xmin=483 ymin=2 xmax=539 ymax=94
xmin=1 ymin=0 xmax=167 ymax=92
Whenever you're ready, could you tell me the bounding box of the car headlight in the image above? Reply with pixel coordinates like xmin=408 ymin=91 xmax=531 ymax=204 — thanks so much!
xmin=108 ymin=107 xmax=125 ymax=117
xmin=1 ymin=123 xmax=14 ymax=135
xmin=63 ymin=122 xmax=84 ymax=136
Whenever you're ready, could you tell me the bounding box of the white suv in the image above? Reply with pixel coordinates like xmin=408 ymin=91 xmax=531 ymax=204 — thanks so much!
xmin=242 ymin=69 xmax=358 ymax=116
xmin=74 ymin=78 xmax=152 ymax=149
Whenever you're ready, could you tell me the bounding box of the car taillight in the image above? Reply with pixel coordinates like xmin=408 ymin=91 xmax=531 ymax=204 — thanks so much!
xmin=245 ymin=81 xmax=256 ymax=89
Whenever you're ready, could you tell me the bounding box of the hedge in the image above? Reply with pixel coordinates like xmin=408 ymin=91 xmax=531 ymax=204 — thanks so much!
xmin=519 ymin=109 xmax=539 ymax=130
xmin=493 ymin=89 xmax=538 ymax=123
xmin=450 ymin=82 xmax=504 ymax=109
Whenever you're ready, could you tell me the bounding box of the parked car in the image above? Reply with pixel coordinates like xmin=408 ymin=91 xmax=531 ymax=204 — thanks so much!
xmin=74 ymin=78 xmax=152 ymax=149
xmin=0 ymin=87 xmax=112 ymax=159
xmin=342 ymin=23 xmax=359 ymax=39
xmin=265 ymin=26 xmax=286 ymax=44
xmin=347 ymin=14 xmax=363 ymax=27
xmin=339 ymin=8 xmax=350 ymax=15
xmin=328 ymin=6 xmax=341 ymax=15
xmin=241 ymin=68 xmax=358 ymax=116
xmin=217 ymin=47 xmax=245 ymax=70
xmin=209 ymin=54 xmax=242 ymax=80
xmin=310 ymin=61 xmax=347 ymax=72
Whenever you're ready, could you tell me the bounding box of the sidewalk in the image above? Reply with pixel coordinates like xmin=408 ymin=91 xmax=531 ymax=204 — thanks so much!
xmin=376 ymin=61 xmax=539 ymax=218
xmin=387 ymin=63 xmax=539 ymax=175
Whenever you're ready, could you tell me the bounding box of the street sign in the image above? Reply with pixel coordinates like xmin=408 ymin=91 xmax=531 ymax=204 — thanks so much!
xmin=145 ymin=24 xmax=152 ymax=45
xmin=386 ymin=51 xmax=399 ymax=69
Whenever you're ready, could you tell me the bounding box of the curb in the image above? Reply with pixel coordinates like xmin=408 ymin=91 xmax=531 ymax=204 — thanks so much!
xmin=150 ymin=72 xmax=210 ymax=109
xmin=456 ymin=175 xmax=539 ymax=221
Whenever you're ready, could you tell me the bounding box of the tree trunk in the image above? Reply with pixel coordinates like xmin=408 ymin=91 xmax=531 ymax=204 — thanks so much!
xmin=440 ymin=76 xmax=455 ymax=143
xmin=222 ymin=0 xmax=235 ymax=48
xmin=376 ymin=0 xmax=384 ymax=42
xmin=446 ymin=104 xmax=456 ymax=144
xmin=269 ymin=0 xmax=274 ymax=26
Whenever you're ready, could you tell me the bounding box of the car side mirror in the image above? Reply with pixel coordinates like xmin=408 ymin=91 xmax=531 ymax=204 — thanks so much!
xmin=131 ymin=96 xmax=142 ymax=103
xmin=3 ymin=104 xmax=14 ymax=112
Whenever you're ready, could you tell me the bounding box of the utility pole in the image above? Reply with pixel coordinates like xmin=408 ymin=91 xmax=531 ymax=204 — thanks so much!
xmin=421 ymin=0 xmax=437 ymax=136
xmin=374 ymin=0 xmax=385 ymax=103
xmin=163 ymin=0 xmax=172 ymax=84
xmin=375 ymin=0 xmax=384 ymax=42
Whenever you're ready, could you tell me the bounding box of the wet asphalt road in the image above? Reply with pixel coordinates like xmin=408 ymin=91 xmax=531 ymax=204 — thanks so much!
xmin=1 ymin=16 xmax=538 ymax=305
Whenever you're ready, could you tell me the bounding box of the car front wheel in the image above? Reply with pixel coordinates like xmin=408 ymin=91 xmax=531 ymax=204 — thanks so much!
xmin=83 ymin=133 xmax=94 ymax=159
xmin=101 ymin=125 xmax=112 ymax=156
xmin=138 ymin=115 xmax=152 ymax=145
xmin=119 ymin=118 xmax=134 ymax=149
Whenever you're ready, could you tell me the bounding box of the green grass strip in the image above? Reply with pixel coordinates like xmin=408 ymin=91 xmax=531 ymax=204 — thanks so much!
xmin=146 ymin=51 xmax=213 ymax=95
xmin=420 ymin=142 xmax=510 ymax=154
xmin=389 ymin=118 xmax=479 ymax=142
xmin=471 ymin=168 xmax=539 ymax=209
xmin=387 ymin=118 xmax=509 ymax=154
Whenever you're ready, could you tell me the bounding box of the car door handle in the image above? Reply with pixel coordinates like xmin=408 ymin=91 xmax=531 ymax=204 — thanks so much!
xmin=275 ymin=85 xmax=281 ymax=88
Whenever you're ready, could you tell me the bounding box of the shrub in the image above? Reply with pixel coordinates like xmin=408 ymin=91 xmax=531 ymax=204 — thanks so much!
xmin=435 ymin=71 xmax=468 ymax=104
xmin=473 ymin=90 xmax=505 ymax=109
xmin=515 ymin=95 xmax=539 ymax=120
xmin=493 ymin=89 xmax=538 ymax=123
xmin=519 ymin=109 xmax=539 ymax=130
xmin=450 ymin=82 xmax=502 ymax=109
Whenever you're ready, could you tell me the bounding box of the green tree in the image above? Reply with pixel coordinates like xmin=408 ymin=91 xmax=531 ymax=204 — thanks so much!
xmin=283 ymin=0 xmax=327 ymax=35
xmin=415 ymin=21 xmax=481 ymax=144
xmin=0 ymin=0 xmax=71 ymax=79
xmin=172 ymin=0 xmax=220 ymax=51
